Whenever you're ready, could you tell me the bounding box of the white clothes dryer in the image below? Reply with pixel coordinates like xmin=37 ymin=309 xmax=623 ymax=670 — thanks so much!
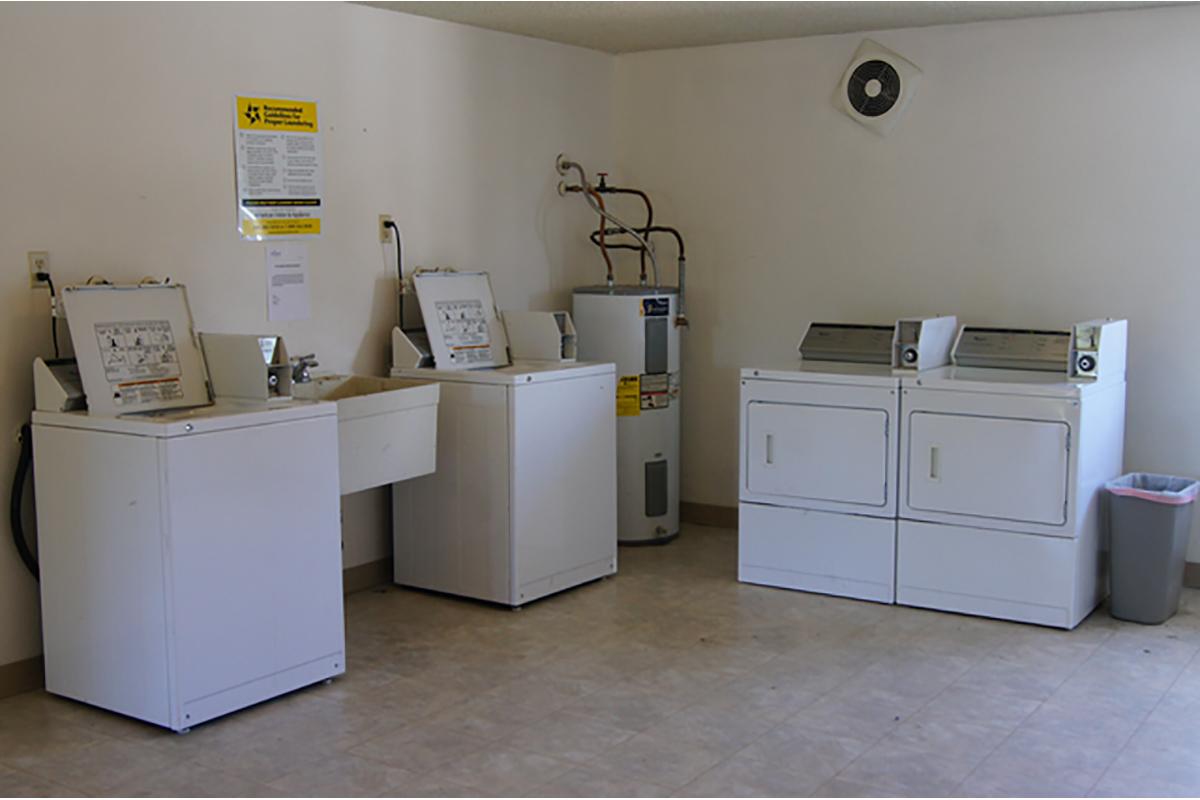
xmin=738 ymin=317 xmax=957 ymax=603
xmin=897 ymin=321 xmax=1127 ymax=629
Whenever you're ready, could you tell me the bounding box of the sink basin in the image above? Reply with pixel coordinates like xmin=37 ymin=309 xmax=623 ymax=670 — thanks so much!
xmin=293 ymin=374 xmax=439 ymax=495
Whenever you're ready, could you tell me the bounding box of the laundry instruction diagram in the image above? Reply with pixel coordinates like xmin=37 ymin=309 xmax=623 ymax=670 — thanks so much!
xmin=434 ymin=299 xmax=492 ymax=365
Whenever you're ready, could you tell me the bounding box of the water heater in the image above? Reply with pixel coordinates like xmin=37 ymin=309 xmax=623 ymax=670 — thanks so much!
xmin=557 ymin=155 xmax=688 ymax=545
xmin=573 ymin=287 xmax=680 ymax=543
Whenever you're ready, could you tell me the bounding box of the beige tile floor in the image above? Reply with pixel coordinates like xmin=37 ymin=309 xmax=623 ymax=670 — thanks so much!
xmin=2 ymin=524 xmax=1200 ymax=797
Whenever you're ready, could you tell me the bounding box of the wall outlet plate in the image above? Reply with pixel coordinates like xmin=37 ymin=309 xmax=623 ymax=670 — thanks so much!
xmin=379 ymin=214 xmax=393 ymax=243
xmin=28 ymin=251 xmax=49 ymax=288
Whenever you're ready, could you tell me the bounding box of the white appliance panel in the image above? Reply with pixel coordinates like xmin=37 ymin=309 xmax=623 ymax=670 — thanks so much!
xmin=897 ymin=520 xmax=1097 ymax=629
xmin=32 ymin=405 xmax=344 ymax=730
xmin=165 ymin=416 xmax=344 ymax=716
xmin=740 ymin=377 xmax=898 ymax=517
xmin=739 ymin=503 xmax=895 ymax=603
xmin=511 ymin=375 xmax=617 ymax=602
xmin=906 ymin=412 xmax=1070 ymax=527
xmin=33 ymin=426 xmax=172 ymax=727
xmin=394 ymin=381 xmax=512 ymax=602
xmin=746 ymin=402 xmax=889 ymax=507
xmin=393 ymin=366 xmax=617 ymax=606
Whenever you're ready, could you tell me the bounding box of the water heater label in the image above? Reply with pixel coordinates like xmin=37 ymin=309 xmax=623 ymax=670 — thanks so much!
xmin=641 ymin=298 xmax=669 ymax=317
xmin=640 ymin=373 xmax=670 ymax=410
xmin=617 ymin=375 xmax=641 ymax=417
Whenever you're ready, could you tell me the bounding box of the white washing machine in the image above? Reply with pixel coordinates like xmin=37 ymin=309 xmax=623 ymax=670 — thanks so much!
xmin=897 ymin=321 xmax=1128 ymax=629
xmin=738 ymin=317 xmax=957 ymax=603
xmin=391 ymin=272 xmax=617 ymax=606
xmin=32 ymin=284 xmax=345 ymax=732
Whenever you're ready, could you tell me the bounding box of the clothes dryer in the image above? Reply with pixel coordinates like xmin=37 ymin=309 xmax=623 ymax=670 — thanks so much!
xmin=738 ymin=316 xmax=957 ymax=603
xmin=897 ymin=321 xmax=1127 ymax=628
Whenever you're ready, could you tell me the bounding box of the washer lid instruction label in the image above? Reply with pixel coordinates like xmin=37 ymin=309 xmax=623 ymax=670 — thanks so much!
xmin=95 ymin=320 xmax=181 ymax=383
xmin=95 ymin=319 xmax=185 ymax=407
xmin=434 ymin=299 xmax=493 ymax=366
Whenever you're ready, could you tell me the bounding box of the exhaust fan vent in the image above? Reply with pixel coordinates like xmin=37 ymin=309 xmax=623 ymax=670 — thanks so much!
xmin=836 ymin=40 xmax=921 ymax=136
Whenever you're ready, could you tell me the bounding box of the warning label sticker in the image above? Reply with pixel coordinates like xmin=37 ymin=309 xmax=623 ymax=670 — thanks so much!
xmin=114 ymin=377 xmax=185 ymax=407
xmin=640 ymin=373 xmax=670 ymax=410
xmin=95 ymin=321 xmax=181 ymax=383
xmin=617 ymin=375 xmax=641 ymax=417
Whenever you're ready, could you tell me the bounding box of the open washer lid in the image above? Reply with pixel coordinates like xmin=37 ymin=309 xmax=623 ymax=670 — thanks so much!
xmin=413 ymin=272 xmax=510 ymax=370
xmin=62 ymin=284 xmax=211 ymax=416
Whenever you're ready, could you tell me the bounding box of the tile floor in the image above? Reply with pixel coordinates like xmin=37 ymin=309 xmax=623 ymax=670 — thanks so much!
xmin=2 ymin=525 xmax=1200 ymax=797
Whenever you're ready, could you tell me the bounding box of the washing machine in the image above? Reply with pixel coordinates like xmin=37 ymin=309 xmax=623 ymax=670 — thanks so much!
xmin=738 ymin=316 xmax=957 ymax=603
xmin=897 ymin=320 xmax=1127 ymax=629
xmin=391 ymin=272 xmax=617 ymax=606
xmin=32 ymin=284 xmax=345 ymax=731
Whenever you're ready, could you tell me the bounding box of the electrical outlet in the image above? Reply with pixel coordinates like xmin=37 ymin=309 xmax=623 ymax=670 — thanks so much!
xmin=379 ymin=214 xmax=394 ymax=243
xmin=28 ymin=251 xmax=49 ymax=288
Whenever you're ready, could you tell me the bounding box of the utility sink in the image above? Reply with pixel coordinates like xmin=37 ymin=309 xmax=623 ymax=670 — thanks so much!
xmin=293 ymin=374 xmax=439 ymax=495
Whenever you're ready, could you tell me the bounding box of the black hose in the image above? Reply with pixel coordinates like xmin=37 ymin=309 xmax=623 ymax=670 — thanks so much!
xmin=10 ymin=423 xmax=38 ymax=581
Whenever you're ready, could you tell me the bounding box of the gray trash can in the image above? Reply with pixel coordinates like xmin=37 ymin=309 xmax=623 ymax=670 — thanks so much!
xmin=1105 ymin=473 xmax=1199 ymax=624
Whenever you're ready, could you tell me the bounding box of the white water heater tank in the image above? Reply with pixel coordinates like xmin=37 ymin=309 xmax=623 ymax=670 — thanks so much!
xmin=573 ymin=286 xmax=680 ymax=544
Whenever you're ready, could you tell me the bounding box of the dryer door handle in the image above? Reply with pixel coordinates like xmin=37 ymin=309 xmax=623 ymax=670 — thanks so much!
xmin=929 ymin=445 xmax=941 ymax=481
xmin=765 ymin=434 xmax=775 ymax=465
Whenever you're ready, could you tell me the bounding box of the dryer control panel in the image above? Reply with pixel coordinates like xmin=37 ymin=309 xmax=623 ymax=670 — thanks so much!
xmin=1070 ymin=319 xmax=1127 ymax=382
xmin=799 ymin=323 xmax=893 ymax=364
xmin=892 ymin=315 xmax=958 ymax=373
xmin=951 ymin=319 xmax=1127 ymax=382
xmin=951 ymin=328 xmax=1072 ymax=372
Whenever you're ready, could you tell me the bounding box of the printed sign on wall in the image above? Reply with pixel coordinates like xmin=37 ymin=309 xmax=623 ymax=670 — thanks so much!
xmin=234 ymin=95 xmax=323 ymax=239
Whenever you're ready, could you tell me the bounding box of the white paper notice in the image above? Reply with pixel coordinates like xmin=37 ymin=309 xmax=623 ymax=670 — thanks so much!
xmin=265 ymin=243 xmax=310 ymax=321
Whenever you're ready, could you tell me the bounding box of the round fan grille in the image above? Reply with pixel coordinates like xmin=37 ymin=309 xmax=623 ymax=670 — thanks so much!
xmin=847 ymin=59 xmax=901 ymax=117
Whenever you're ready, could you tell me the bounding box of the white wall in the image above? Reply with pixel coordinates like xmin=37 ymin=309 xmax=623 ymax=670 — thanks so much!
xmin=614 ymin=5 xmax=1200 ymax=557
xmin=0 ymin=3 xmax=613 ymax=668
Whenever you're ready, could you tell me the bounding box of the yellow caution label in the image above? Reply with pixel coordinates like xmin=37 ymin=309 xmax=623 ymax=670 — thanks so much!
xmin=240 ymin=217 xmax=321 ymax=238
xmin=617 ymin=375 xmax=641 ymax=417
xmin=236 ymin=96 xmax=318 ymax=132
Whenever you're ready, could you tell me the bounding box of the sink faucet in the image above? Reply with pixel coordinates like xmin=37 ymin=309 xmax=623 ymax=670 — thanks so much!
xmin=291 ymin=354 xmax=318 ymax=384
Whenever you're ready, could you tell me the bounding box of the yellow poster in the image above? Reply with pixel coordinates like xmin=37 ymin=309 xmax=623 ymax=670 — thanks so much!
xmin=234 ymin=95 xmax=323 ymax=240
xmin=617 ymin=375 xmax=641 ymax=417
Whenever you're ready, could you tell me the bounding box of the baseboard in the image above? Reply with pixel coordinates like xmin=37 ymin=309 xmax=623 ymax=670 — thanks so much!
xmin=0 ymin=655 xmax=43 ymax=701
xmin=343 ymin=557 xmax=394 ymax=594
xmin=681 ymin=502 xmax=738 ymax=530
xmin=1186 ymin=562 xmax=1200 ymax=589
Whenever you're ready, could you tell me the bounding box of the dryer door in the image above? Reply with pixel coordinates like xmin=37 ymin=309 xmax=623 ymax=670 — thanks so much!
xmin=906 ymin=412 xmax=1070 ymax=527
xmin=746 ymin=401 xmax=890 ymax=508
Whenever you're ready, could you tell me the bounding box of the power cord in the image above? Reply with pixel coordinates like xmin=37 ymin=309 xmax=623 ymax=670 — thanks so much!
xmin=38 ymin=271 xmax=59 ymax=358
xmin=383 ymin=219 xmax=406 ymax=331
